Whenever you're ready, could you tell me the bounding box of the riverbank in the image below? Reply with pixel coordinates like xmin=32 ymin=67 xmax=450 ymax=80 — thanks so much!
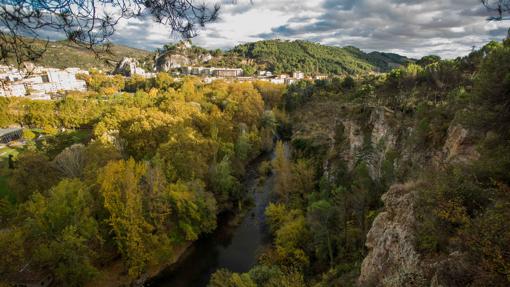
xmin=85 ymin=148 xmax=277 ymax=287
xmin=85 ymin=243 xmax=191 ymax=287
xmin=146 ymin=148 xmax=278 ymax=287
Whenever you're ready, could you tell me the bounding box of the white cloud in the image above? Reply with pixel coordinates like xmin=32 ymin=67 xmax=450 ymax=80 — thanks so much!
xmin=110 ymin=0 xmax=509 ymax=58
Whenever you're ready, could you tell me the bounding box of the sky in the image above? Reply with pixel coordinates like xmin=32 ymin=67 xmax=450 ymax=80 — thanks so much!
xmin=109 ymin=0 xmax=509 ymax=59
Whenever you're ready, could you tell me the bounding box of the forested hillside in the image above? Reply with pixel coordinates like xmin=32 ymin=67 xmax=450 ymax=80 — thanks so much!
xmin=2 ymin=38 xmax=153 ymax=70
xmin=228 ymin=40 xmax=412 ymax=75
xmin=3 ymin=37 xmax=410 ymax=76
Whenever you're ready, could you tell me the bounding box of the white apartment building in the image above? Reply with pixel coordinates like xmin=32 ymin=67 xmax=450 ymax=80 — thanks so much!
xmin=270 ymin=78 xmax=285 ymax=84
xmin=292 ymin=71 xmax=305 ymax=80
xmin=0 ymin=66 xmax=87 ymax=98
xmin=4 ymin=83 xmax=27 ymax=97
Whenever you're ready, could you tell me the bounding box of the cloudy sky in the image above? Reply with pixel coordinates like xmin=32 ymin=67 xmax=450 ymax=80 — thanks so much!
xmin=110 ymin=0 xmax=509 ymax=58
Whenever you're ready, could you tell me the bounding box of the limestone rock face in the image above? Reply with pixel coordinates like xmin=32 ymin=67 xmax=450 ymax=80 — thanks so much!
xmin=358 ymin=182 xmax=473 ymax=287
xmin=358 ymin=183 xmax=422 ymax=286
xmin=442 ymin=124 xmax=479 ymax=164
xmin=113 ymin=57 xmax=146 ymax=77
xmin=343 ymin=119 xmax=364 ymax=171
xmin=368 ymin=108 xmax=397 ymax=179
xmin=155 ymin=54 xmax=191 ymax=72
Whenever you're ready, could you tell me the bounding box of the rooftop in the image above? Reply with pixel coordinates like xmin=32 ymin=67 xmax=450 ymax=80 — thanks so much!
xmin=0 ymin=128 xmax=22 ymax=137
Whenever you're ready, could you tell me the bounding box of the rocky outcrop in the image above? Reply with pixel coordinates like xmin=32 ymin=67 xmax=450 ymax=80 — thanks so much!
xmin=342 ymin=119 xmax=364 ymax=171
xmin=358 ymin=182 xmax=474 ymax=287
xmin=340 ymin=107 xmax=398 ymax=180
xmin=154 ymin=40 xmax=213 ymax=72
xmin=442 ymin=124 xmax=479 ymax=164
xmin=368 ymin=108 xmax=398 ymax=179
xmin=113 ymin=57 xmax=147 ymax=77
xmin=155 ymin=54 xmax=191 ymax=72
xmin=358 ymin=182 xmax=423 ymax=287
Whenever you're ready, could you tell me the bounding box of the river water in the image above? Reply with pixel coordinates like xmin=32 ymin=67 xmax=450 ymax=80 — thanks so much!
xmin=146 ymin=150 xmax=277 ymax=287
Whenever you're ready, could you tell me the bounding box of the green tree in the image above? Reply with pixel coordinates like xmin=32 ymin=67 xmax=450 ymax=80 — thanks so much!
xmin=97 ymin=159 xmax=155 ymax=278
xmin=307 ymin=200 xmax=335 ymax=267
xmin=272 ymin=141 xmax=292 ymax=202
xmin=23 ymin=179 xmax=99 ymax=286
xmin=167 ymin=181 xmax=217 ymax=241
xmin=9 ymin=152 xmax=60 ymax=202
xmin=209 ymin=156 xmax=241 ymax=208
xmin=0 ymin=228 xmax=25 ymax=277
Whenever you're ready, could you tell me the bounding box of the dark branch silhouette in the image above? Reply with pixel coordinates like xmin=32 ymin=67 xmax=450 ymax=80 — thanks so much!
xmin=0 ymin=0 xmax=220 ymax=67
xmin=482 ymin=0 xmax=510 ymax=20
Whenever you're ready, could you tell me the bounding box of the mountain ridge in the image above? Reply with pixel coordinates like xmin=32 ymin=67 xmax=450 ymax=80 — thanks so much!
xmin=5 ymin=38 xmax=413 ymax=75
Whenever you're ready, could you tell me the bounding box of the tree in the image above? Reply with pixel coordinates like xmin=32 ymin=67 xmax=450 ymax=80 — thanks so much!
xmin=154 ymin=72 xmax=174 ymax=91
xmin=460 ymin=184 xmax=510 ymax=286
xmin=209 ymin=269 xmax=257 ymax=287
xmin=227 ymin=82 xmax=265 ymax=128
xmin=9 ymin=152 xmax=60 ymax=202
xmin=23 ymin=179 xmax=99 ymax=286
xmin=157 ymin=124 xmax=215 ymax=182
xmin=0 ymin=0 xmax=220 ymax=66
xmin=482 ymin=0 xmax=510 ymax=20
xmin=272 ymin=141 xmax=292 ymax=202
xmin=472 ymin=39 xmax=510 ymax=132
xmin=291 ymin=159 xmax=315 ymax=207
xmin=307 ymin=200 xmax=335 ymax=267
xmin=53 ymin=144 xmax=86 ymax=178
xmin=209 ymin=156 xmax=241 ymax=208
xmin=97 ymin=159 xmax=155 ymax=278
xmin=167 ymin=181 xmax=217 ymax=241
xmin=22 ymin=128 xmax=36 ymax=141
xmin=0 ymin=228 xmax=25 ymax=277
xmin=416 ymin=55 xmax=441 ymax=67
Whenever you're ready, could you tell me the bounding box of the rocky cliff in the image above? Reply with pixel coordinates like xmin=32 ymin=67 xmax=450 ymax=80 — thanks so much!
xmin=154 ymin=40 xmax=212 ymax=72
xmin=357 ymin=122 xmax=479 ymax=287
xmin=290 ymin=99 xmax=480 ymax=286
xmin=358 ymin=182 xmax=424 ymax=286
xmin=113 ymin=57 xmax=148 ymax=76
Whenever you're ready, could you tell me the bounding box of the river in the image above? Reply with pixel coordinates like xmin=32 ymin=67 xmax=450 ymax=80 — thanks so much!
xmin=146 ymin=149 xmax=278 ymax=287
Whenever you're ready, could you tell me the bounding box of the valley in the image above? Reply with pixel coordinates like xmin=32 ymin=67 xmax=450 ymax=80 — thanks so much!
xmin=0 ymin=1 xmax=509 ymax=286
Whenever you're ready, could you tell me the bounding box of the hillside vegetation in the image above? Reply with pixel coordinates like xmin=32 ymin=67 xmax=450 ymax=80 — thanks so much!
xmin=4 ymin=39 xmax=153 ymax=71
xmin=1 ymin=33 xmax=508 ymax=287
xmin=5 ymin=38 xmax=410 ymax=76
xmin=209 ymin=39 xmax=510 ymax=287
xmin=228 ymin=40 xmax=412 ymax=75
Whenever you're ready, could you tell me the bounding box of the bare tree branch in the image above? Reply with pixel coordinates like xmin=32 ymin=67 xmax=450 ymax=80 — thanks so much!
xmin=482 ymin=0 xmax=510 ymax=20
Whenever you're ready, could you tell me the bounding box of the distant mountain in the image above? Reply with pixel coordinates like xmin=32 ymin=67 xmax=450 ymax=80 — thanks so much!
xmin=4 ymin=38 xmax=153 ymax=71
xmin=225 ymin=40 xmax=413 ymax=75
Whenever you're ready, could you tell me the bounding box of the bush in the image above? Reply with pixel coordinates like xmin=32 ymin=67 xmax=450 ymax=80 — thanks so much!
xmin=258 ymin=160 xmax=272 ymax=176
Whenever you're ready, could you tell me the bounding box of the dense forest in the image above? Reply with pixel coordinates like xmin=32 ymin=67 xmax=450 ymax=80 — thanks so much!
xmin=227 ymin=40 xmax=412 ymax=75
xmin=1 ymin=36 xmax=509 ymax=287
xmin=0 ymin=73 xmax=286 ymax=285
